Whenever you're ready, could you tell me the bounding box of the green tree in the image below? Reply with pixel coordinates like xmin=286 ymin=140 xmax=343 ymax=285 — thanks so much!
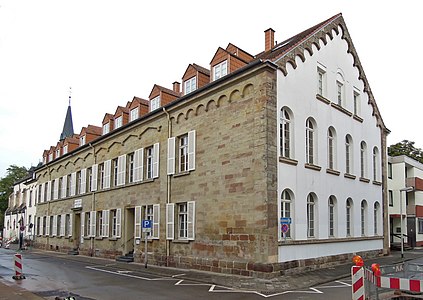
xmin=0 ymin=165 xmax=28 ymax=230
xmin=388 ymin=140 xmax=423 ymax=163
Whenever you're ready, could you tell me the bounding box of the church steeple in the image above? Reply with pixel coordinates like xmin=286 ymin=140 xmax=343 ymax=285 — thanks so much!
xmin=60 ymin=87 xmax=74 ymax=141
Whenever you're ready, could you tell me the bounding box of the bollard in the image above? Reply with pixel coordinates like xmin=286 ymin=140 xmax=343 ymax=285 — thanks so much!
xmin=12 ymin=253 xmax=26 ymax=280
xmin=352 ymin=255 xmax=365 ymax=300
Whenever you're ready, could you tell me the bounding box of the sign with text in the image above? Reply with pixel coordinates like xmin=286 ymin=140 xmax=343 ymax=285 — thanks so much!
xmin=280 ymin=217 xmax=292 ymax=225
xmin=142 ymin=220 xmax=152 ymax=233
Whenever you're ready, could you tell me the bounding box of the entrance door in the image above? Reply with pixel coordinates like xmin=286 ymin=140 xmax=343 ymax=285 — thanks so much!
xmin=407 ymin=217 xmax=416 ymax=248
xmin=74 ymin=213 xmax=81 ymax=249
xmin=124 ymin=208 xmax=135 ymax=255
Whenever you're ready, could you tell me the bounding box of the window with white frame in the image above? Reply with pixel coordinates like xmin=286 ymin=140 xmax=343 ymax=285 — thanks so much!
xmin=345 ymin=135 xmax=353 ymax=174
xmin=360 ymin=141 xmax=367 ymax=178
xmin=48 ymin=153 xmax=53 ymax=162
xmin=114 ymin=116 xmax=123 ymax=129
xmin=306 ymin=118 xmax=316 ymax=165
xmin=55 ymin=149 xmax=60 ymax=158
xmin=307 ymin=193 xmax=317 ymax=238
xmin=327 ymin=127 xmax=336 ymax=170
xmin=65 ymin=214 xmax=71 ymax=237
xmin=317 ymin=64 xmax=326 ymax=96
xmin=361 ymin=200 xmax=367 ymax=236
xmin=280 ymin=189 xmax=292 ymax=238
xmin=102 ymin=123 xmax=110 ymax=135
xmin=150 ymin=96 xmax=160 ymax=112
xmin=128 ymin=153 xmax=134 ymax=183
xmin=130 ymin=107 xmax=139 ymax=122
xmin=374 ymin=202 xmax=380 ymax=235
xmin=63 ymin=145 xmax=68 ymax=154
xmin=146 ymin=146 xmax=154 ymax=179
xmin=96 ymin=211 xmax=103 ymax=237
xmin=80 ymin=135 xmax=86 ymax=146
xmin=56 ymin=215 xmax=61 ymax=237
xmin=353 ymin=90 xmax=360 ymax=115
xmin=328 ymin=196 xmax=337 ymax=238
xmin=166 ymin=201 xmax=195 ymax=240
xmin=346 ymin=198 xmax=353 ymax=237
xmin=213 ymin=60 xmax=228 ymax=81
xmin=167 ymin=131 xmax=196 ymax=175
xmin=99 ymin=163 xmax=105 ymax=189
xmin=184 ymin=76 xmax=197 ymax=95
xmin=389 ymin=190 xmax=393 ymax=206
xmin=373 ymin=147 xmax=380 ymax=181
xmin=110 ymin=209 xmax=121 ymax=238
xmin=418 ymin=219 xmax=423 ymax=234
xmin=84 ymin=211 xmax=91 ymax=237
xmin=280 ymin=107 xmax=293 ymax=159
xmin=336 ymin=72 xmax=345 ymax=106
xmin=113 ymin=158 xmax=118 ymax=186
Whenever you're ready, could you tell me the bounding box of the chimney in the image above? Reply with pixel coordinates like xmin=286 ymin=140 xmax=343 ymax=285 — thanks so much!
xmin=173 ymin=81 xmax=180 ymax=94
xmin=264 ymin=28 xmax=275 ymax=52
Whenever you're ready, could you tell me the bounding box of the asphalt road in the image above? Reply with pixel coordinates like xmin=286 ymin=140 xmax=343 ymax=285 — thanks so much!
xmin=0 ymin=248 xmax=351 ymax=299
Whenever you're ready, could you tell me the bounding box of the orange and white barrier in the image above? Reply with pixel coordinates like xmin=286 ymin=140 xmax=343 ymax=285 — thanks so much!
xmin=352 ymin=265 xmax=365 ymax=300
xmin=12 ymin=253 xmax=25 ymax=280
xmin=365 ymin=267 xmax=423 ymax=293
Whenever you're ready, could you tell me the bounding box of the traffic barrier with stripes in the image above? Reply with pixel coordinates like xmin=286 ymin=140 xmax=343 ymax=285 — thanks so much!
xmin=352 ymin=265 xmax=365 ymax=300
xmin=365 ymin=267 xmax=423 ymax=293
xmin=12 ymin=253 xmax=25 ymax=280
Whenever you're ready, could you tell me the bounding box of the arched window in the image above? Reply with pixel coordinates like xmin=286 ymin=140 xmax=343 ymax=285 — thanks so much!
xmin=328 ymin=196 xmax=337 ymax=237
xmin=360 ymin=141 xmax=367 ymax=178
xmin=307 ymin=193 xmax=317 ymax=238
xmin=327 ymin=127 xmax=336 ymax=170
xmin=345 ymin=135 xmax=353 ymax=174
xmin=374 ymin=202 xmax=380 ymax=235
xmin=361 ymin=200 xmax=368 ymax=236
xmin=280 ymin=189 xmax=293 ymax=238
xmin=306 ymin=118 xmax=317 ymax=165
xmin=336 ymin=72 xmax=345 ymax=107
xmin=346 ymin=198 xmax=353 ymax=237
xmin=373 ymin=147 xmax=380 ymax=181
xmin=280 ymin=108 xmax=293 ymax=158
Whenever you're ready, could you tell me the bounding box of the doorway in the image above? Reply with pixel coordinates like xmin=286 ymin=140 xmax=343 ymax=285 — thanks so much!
xmin=74 ymin=213 xmax=81 ymax=250
xmin=407 ymin=217 xmax=416 ymax=248
xmin=124 ymin=208 xmax=135 ymax=255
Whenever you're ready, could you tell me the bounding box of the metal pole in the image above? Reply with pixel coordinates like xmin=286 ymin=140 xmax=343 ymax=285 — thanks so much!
xmin=400 ymin=190 xmax=404 ymax=259
xmin=144 ymin=231 xmax=148 ymax=268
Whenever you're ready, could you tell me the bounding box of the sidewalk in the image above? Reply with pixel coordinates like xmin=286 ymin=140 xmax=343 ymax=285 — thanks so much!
xmin=1 ymin=245 xmax=423 ymax=298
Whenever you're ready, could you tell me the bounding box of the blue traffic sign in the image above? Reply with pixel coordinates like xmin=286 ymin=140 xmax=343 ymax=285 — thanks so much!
xmin=280 ymin=217 xmax=291 ymax=225
xmin=142 ymin=220 xmax=152 ymax=228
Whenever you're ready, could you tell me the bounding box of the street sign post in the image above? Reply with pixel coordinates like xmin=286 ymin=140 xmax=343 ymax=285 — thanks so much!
xmin=142 ymin=220 xmax=152 ymax=268
xmin=280 ymin=217 xmax=291 ymax=225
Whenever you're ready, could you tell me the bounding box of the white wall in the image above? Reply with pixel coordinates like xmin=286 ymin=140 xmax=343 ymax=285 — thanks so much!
xmin=276 ymin=27 xmax=383 ymax=262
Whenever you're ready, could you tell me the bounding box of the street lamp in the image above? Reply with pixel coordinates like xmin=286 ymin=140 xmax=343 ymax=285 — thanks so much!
xmin=400 ymin=186 xmax=414 ymax=259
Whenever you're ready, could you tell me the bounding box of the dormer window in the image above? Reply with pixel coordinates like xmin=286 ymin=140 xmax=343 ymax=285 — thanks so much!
xmin=150 ymin=96 xmax=160 ymax=112
xmin=184 ymin=77 xmax=197 ymax=95
xmin=213 ymin=60 xmax=228 ymax=81
xmin=114 ymin=116 xmax=122 ymax=129
xmin=130 ymin=107 xmax=139 ymax=122
xmin=103 ymin=123 xmax=110 ymax=135
xmin=55 ymin=149 xmax=60 ymax=158
xmin=63 ymin=145 xmax=68 ymax=154
xmin=48 ymin=153 xmax=53 ymax=162
xmin=80 ymin=135 xmax=86 ymax=146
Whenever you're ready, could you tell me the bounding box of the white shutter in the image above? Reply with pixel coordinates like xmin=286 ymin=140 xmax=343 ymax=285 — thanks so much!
xmin=39 ymin=217 xmax=43 ymax=236
xmin=166 ymin=203 xmax=175 ymax=240
xmin=68 ymin=214 xmax=73 ymax=237
xmin=104 ymin=160 xmax=111 ymax=189
xmin=103 ymin=210 xmax=109 ymax=237
xmin=80 ymin=212 xmax=85 ymax=243
xmin=167 ymin=137 xmax=175 ymax=175
xmin=46 ymin=181 xmax=52 ymax=201
xmin=70 ymin=172 xmax=76 ymax=196
xmin=91 ymin=164 xmax=98 ymax=191
xmin=187 ymin=201 xmax=195 ymax=240
xmin=90 ymin=211 xmax=96 ymax=237
xmin=46 ymin=216 xmax=50 ymax=236
xmin=153 ymin=143 xmax=160 ymax=178
xmin=135 ymin=206 xmax=141 ymax=239
xmin=60 ymin=214 xmax=65 ymax=236
xmin=40 ymin=183 xmax=45 ymax=203
xmin=117 ymin=155 xmax=126 ymax=186
xmin=61 ymin=175 xmax=67 ymax=198
xmin=188 ymin=130 xmax=196 ymax=171
xmin=116 ymin=209 xmax=121 ymax=238
xmin=52 ymin=215 xmax=57 ymax=236
xmin=80 ymin=168 xmax=87 ymax=194
xmin=53 ymin=179 xmax=59 ymax=200
xmin=153 ymin=204 xmax=160 ymax=239
xmin=134 ymin=148 xmax=144 ymax=182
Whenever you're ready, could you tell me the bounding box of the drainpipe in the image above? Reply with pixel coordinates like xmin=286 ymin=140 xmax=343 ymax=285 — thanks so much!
xmin=89 ymin=142 xmax=96 ymax=255
xmin=46 ymin=165 xmax=51 ymax=250
xmin=162 ymin=107 xmax=171 ymax=265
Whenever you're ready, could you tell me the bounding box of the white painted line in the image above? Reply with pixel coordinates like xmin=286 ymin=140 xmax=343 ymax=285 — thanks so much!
xmin=335 ymin=280 xmax=352 ymax=287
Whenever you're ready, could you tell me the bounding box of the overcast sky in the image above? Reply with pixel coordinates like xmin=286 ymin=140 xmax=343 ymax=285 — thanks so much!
xmin=0 ymin=1 xmax=421 ymax=178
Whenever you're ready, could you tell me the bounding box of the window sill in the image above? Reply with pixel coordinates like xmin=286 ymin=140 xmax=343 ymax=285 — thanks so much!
xmin=173 ymin=171 xmax=190 ymax=178
xmin=279 ymin=157 xmax=298 ymax=166
xmin=344 ymin=173 xmax=356 ymax=180
xmin=83 ymin=237 xmax=91 ymax=240
xmin=353 ymin=115 xmax=363 ymax=123
xmin=304 ymin=163 xmax=322 ymax=171
xmin=108 ymin=237 xmax=118 ymax=241
xmin=331 ymin=102 xmax=353 ymax=117
xmin=278 ymin=235 xmax=383 ymax=246
xmin=95 ymin=237 xmax=103 ymax=240
xmin=373 ymin=180 xmax=382 ymax=186
xmin=316 ymin=94 xmax=330 ymax=104
xmin=326 ymin=168 xmax=340 ymax=176
xmin=172 ymin=239 xmax=190 ymax=244
xmin=359 ymin=177 xmax=370 ymax=183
